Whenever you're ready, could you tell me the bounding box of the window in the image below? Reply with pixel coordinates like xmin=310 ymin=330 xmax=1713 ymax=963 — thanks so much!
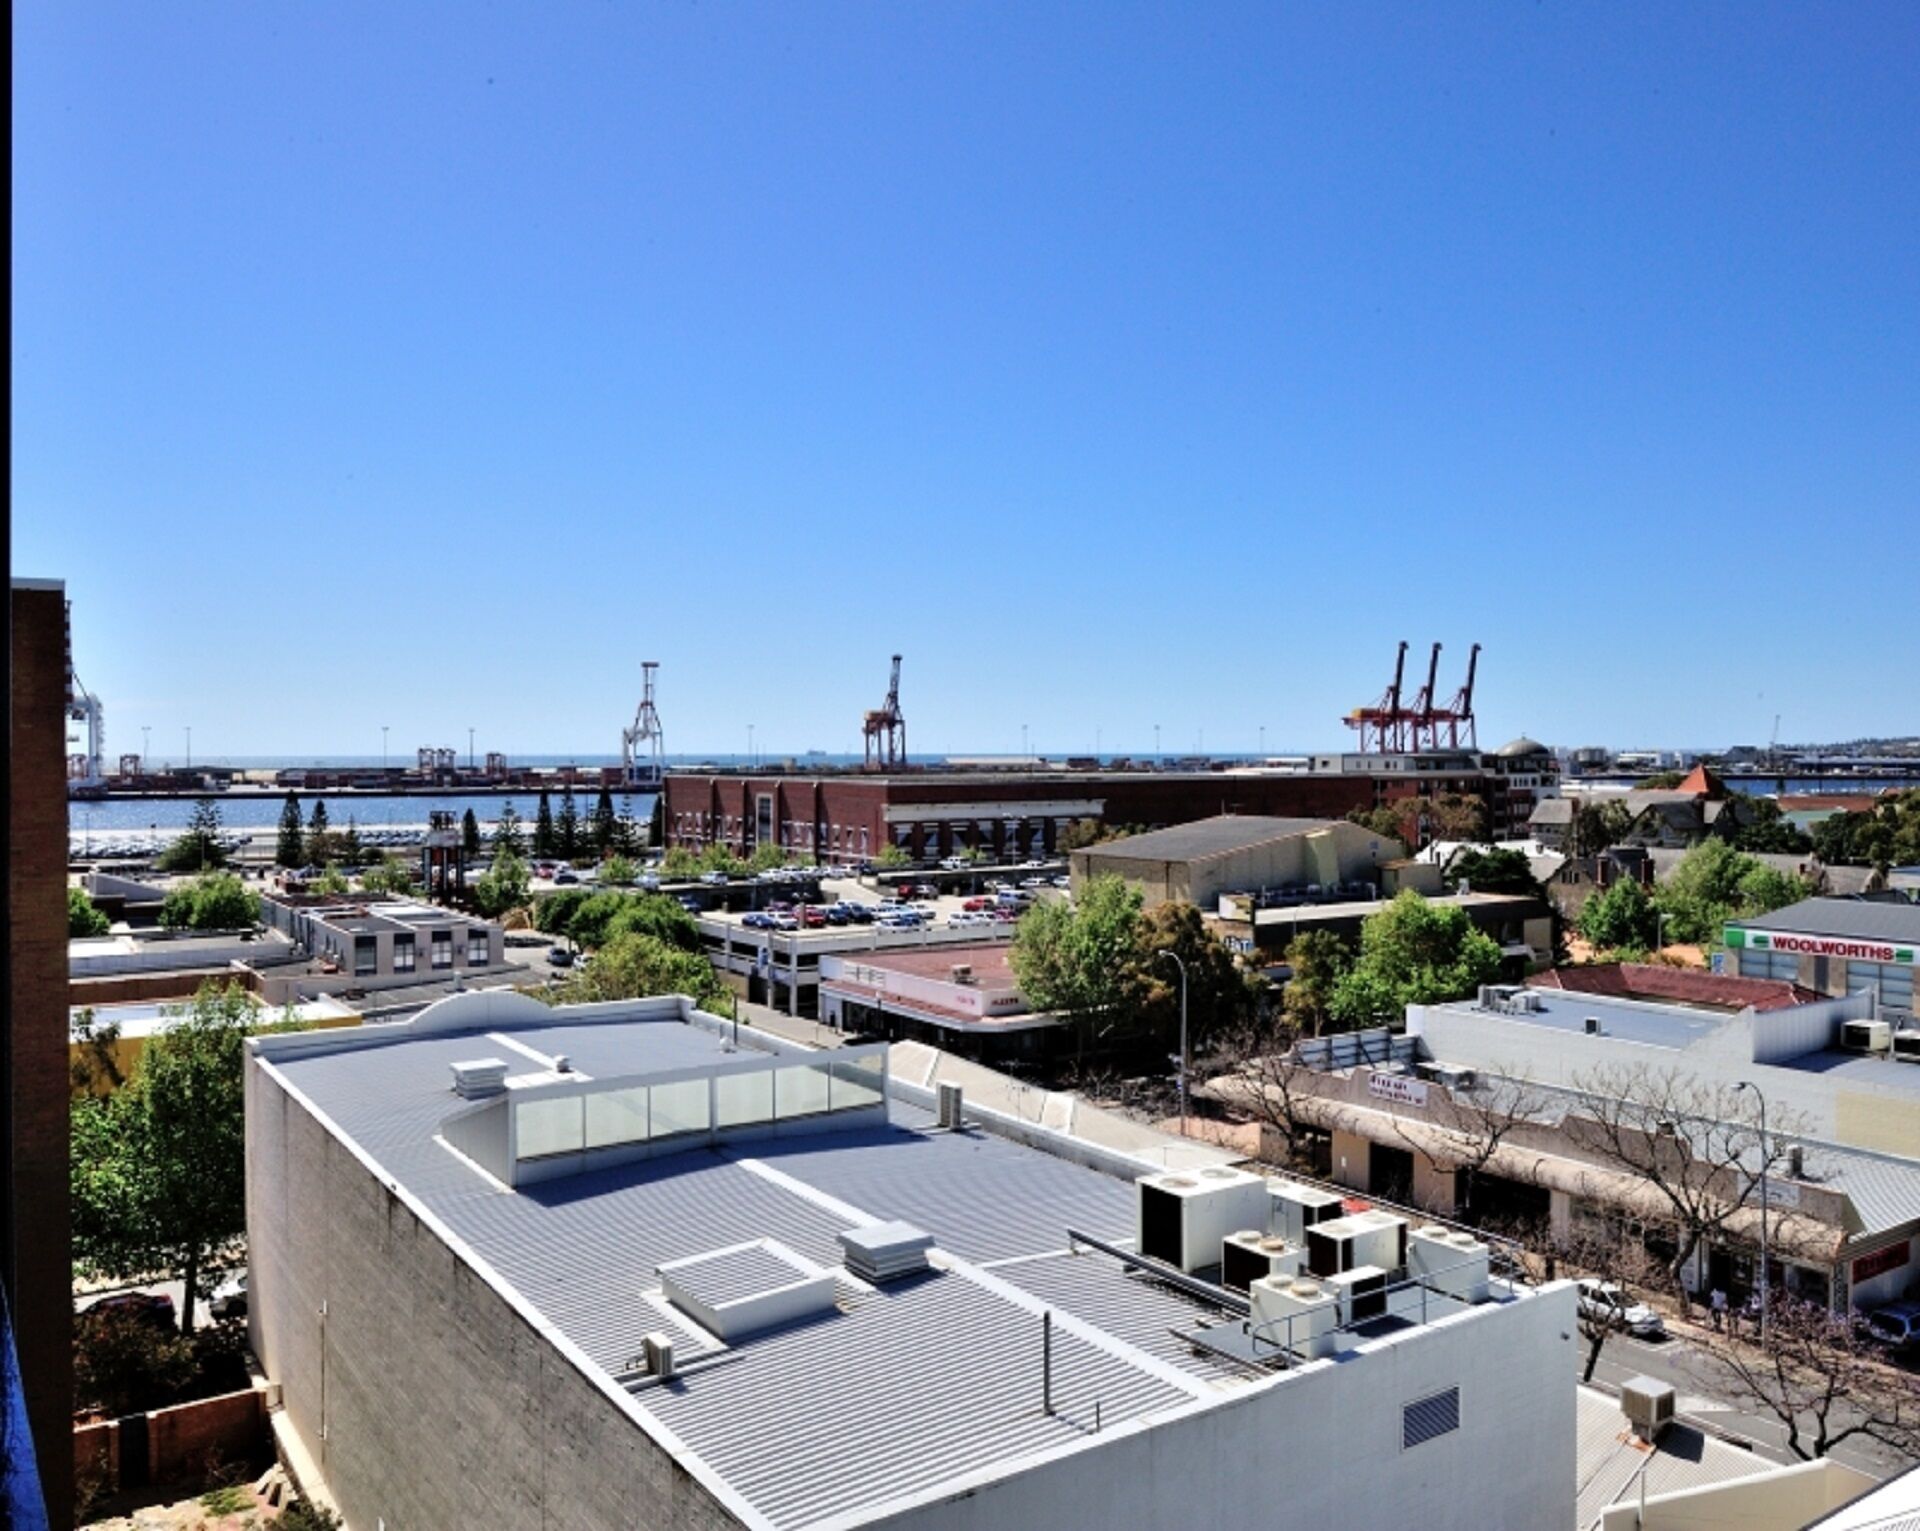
xmin=517 ymin=1097 xmax=584 ymax=1159
xmin=431 ymin=930 xmax=453 ymax=969
xmin=393 ymin=934 xmax=415 ymax=973
xmin=650 ymin=1077 xmax=710 ymax=1138
xmin=353 ymin=935 xmax=378 ymax=977
xmin=1853 ymin=959 xmax=1915 ymax=1015
xmin=716 ymin=1069 xmax=773 ymax=1129
xmin=468 ymin=929 xmax=490 ymax=966
xmin=1402 ymin=1387 xmax=1460 ymax=1450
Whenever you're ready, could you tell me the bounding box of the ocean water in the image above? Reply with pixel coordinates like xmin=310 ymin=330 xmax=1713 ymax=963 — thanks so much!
xmin=72 ymin=790 xmax=657 ymax=836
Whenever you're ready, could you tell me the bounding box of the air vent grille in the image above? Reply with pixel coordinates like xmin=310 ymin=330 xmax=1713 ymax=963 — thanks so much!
xmin=1402 ymin=1386 xmax=1460 ymax=1450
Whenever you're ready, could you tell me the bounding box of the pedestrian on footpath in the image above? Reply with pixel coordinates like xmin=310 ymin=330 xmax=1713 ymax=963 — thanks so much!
xmin=1710 ymin=1287 xmax=1728 ymax=1332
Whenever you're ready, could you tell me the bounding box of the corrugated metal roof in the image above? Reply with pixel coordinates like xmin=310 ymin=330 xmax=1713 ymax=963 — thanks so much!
xmin=665 ymin=1242 xmax=818 ymax=1306
xmin=642 ymin=1267 xmax=1193 ymax=1530
xmin=1573 ymin=1388 xmax=1776 ymax=1530
xmin=265 ymin=1017 xmax=1255 ymax=1529
xmin=1074 ymin=815 xmax=1347 ymax=864
xmin=1736 ymin=897 xmax=1920 ymax=943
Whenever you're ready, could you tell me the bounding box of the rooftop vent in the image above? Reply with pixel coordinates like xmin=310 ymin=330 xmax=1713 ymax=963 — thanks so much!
xmin=642 ymin=1331 xmax=675 ymax=1381
xmin=1787 ymin=1145 xmax=1805 ymax=1179
xmin=553 ymin=1054 xmax=573 ymax=1074
xmin=839 ymin=1221 xmax=935 ymax=1283
xmin=1584 ymin=1016 xmax=1602 ymax=1036
xmin=936 ymin=1080 xmax=965 ymax=1129
xmin=450 ymin=1058 xmax=509 ymax=1098
xmin=658 ymin=1240 xmax=839 ymax=1341
xmin=949 ymin=963 xmax=975 ymax=984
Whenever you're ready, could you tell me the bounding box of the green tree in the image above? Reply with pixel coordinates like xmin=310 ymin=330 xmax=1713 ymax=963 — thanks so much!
xmin=1808 ymin=791 xmax=1920 ymax=869
xmin=661 ymin=846 xmax=700 ymax=878
xmin=613 ymin=801 xmax=644 ymax=858
xmin=1427 ymin=792 xmax=1490 ymax=842
xmin=533 ymin=791 xmax=556 ymax=858
xmin=604 ymin=893 xmax=702 ymax=952
xmin=551 ymin=931 xmax=731 ymax=1012
xmin=1447 ymin=847 xmax=1542 ymax=897
xmin=749 ymin=842 xmax=790 ymax=873
xmin=1730 ymin=799 xmax=1813 ymax=855
xmin=461 ymin=808 xmax=483 ymax=859
xmin=157 ymin=800 xmax=227 ymax=872
xmin=534 ymin=886 xmax=592 ymax=937
xmin=557 ymin=788 xmax=581 ymax=858
xmin=69 ymin=885 xmax=112 ymax=937
xmin=275 ymin=791 xmax=305 ymax=867
xmin=876 ymin=842 xmax=912 ymax=870
xmin=697 ymin=844 xmax=747 ymax=877
xmin=1327 ymin=890 xmax=1503 ymax=1030
xmin=303 ymin=800 xmax=334 ymax=866
xmin=360 ymin=854 xmax=417 ymax=896
xmin=1639 ymin=770 xmax=1687 ymax=789
xmin=493 ymin=802 xmax=527 ymax=859
xmin=1653 ymin=839 xmax=1812 ymax=945
xmin=159 ymin=872 xmax=260 ymax=931
xmin=70 ymin=983 xmax=255 ymax=1331
xmin=561 ymin=890 xmax=631 ymax=949
xmin=340 ymin=817 xmax=365 ymax=867
xmin=1568 ymin=800 xmax=1633 ymax=858
xmin=473 ymin=848 xmax=531 ymax=919
xmin=1009 ymin=875 xmax=1143 ymax=1032
xmin=592 ymin=789 xmax=617 ymax=856
xmin=1579 ymin=877 xmax=1661 ymax=952
xmin=1124 ymin=900 xmax=1260 ymax=1051
xmin=309 ymin=865 xmax=350 ymax=897
xmin=1279 ymin=930 xmax=1352 ymax=1037
xmin=602 ymin=854 xmax=638 ymax=886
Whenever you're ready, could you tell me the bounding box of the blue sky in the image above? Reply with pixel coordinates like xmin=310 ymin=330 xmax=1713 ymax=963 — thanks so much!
xmin=14 ymin=3 xmax=1917 ymax=763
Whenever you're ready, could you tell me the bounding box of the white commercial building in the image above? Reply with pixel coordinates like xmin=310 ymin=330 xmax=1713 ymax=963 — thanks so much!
xmin=247 ymin=989 xmax=1578 ymax=1531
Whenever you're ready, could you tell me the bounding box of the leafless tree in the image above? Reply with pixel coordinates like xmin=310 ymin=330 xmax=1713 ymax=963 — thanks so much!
xmin=1548 ymin=1221 xmax=1667 ymax=1382
xmin=1197 ymin=1018 xmax=1321 ymax=1170
xmin=1387 ymin=1071 xmax=1544 ymax=1221
xmin=1696 ymin=1296 xmax=1920 ymax=1460
xmin=1562 ymin=1063 xmax=1804 ymax=1308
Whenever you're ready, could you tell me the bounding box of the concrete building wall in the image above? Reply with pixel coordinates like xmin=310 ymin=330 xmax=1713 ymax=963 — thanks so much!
xmin=1077 ymin=822 xmax=1399 ymax=910
xmin=865 ymin=1282 xmax=1579 ymax=1531
xmin=246 ymin=1062 xmax=744 ymax=1531
xmin=8 ymin=580 xmax=76 ymax=1526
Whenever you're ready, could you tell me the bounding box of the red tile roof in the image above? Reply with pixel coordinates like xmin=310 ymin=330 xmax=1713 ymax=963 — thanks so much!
xmin=1672 ymin=764 xmax=1728 ymax=799
xmin=1533 ymin=962 xmax=1820 ymax=1013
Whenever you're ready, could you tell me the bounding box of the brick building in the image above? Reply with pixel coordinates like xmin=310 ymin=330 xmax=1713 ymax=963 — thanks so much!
xmin=664 ymin=768 xmax=1376 ymax=865
xmin=7 ymin=579 xmax=75 ymax=1525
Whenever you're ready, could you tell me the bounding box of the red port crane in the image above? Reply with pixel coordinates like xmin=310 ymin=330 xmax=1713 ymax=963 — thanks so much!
xmin=862 ymin=655 xmax=906 ymax=770
xmin=1345 ymin=641 xmax=1411 ymax=752
xmin=1432 ymin=642 xmax=1482 ymax=750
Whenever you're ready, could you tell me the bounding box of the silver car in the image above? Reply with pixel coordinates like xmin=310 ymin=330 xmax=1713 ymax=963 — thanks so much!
xmin=1576 ymin=1278 xmax=1665 ymax=1338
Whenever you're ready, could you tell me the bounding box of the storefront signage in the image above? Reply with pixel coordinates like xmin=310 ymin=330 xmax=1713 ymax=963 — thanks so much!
xmin=1725 ymin=927 xmax=1916 ymax=965
xmin=1367 ymin=1073 xmax=1429 ymax=1107
xmin=1852 ymin=1241 xmax=1912 ymax=1284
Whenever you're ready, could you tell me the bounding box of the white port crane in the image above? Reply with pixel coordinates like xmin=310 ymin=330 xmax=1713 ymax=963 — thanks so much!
xmin=622 ymin=662 xmax=665 ymax=787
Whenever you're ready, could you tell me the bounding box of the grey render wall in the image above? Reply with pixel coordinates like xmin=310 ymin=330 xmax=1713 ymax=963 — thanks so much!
xmin=857 ymin=1281 xmax=1579 ymax=1531
xmin=246 ymin=1059 xmax=744 ymax=1531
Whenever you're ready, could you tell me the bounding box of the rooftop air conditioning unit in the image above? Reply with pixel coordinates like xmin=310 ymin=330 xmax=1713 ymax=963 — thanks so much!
xmin=1842 ymin=1019 xmax=1893 ymax=1055
xmin=450 ymin=1058 xmax=509 ymax=1098
xmin=936 ymin=1080 xmax=965 ymax=1129
xmin=642 ymin=1331 xmax=676 ymax=1381
xmin=1249 ymin=1274 xmax=1339 ymax=1360
xmin=1620 ymin=1375 xmax=1676 ymax=1442
xmin=1136 ymin=1166 xmax=1270 ymax=1274
xmin=949 ymin=963 xmax=974 ymax=984
xmin=1890 ymin=1030 xmax=1920 ymax=1064
xmin=1267 ymin=1181 xmax=1346 ymax=1245
xmin=1307 ymin=1211 xmax=1409 ymax=1279
xmin=1427 ymin=1063 xmax=1477 ymax=1092
xmin=1326 ymin=1265 xmax=1390 ymax=1324
xmin=1220 ymin=1231 xmax=1305 ymax=1293
xmin=1407 ymin=1225 xmax=1491 ymax=1302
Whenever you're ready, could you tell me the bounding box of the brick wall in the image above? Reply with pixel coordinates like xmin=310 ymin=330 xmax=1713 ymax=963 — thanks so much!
xmin=8 ymin=582 xmax=75 ymax=1527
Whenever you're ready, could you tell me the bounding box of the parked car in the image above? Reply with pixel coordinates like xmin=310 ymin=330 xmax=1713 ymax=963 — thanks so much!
xmin=553 ymin=870 xmax=580 ymax=885
xmin=638 ymin=874 xmax=661 ymax=891
xmin=676 ymin=895 xmax=702 ymax=912
xmin=1052 ymin=875 xmax=1071 ymax=888
xmin=824 ymin=906 xmax=851 ymax=926
xmin=963 ymin=896 xmax=994 ymax=911
xmin=82 ymin=1291 xmax=176 ymax=1331
xmin=771 ymin=914 xmax=799 ymax=931
xmin=800 ymin=906 xmax=828 ymax=928
xmin=1020 ymin=876 xmax=1047 ymax=889
xmin=547 ymin=945 xmax=575 ymax=967
xmin=1865 ymin=1301 xmax=1920 ymax=1354
xmin=741 ymin=913 xmax=772 ymax=930
xmin=1575 ymin=1279 xmax=1664 ymax=1338
xmin=841 ymin=904 xmax=875 ymax=923
xmin=699 ymin=870 xmax=729 ymax=886
xmin=938 ymin=856 xmax=970 ymax=871
xmin=209 ymin=1272 xmax=248 ymax=1322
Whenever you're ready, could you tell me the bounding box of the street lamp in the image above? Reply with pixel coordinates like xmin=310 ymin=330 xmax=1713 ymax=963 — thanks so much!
xmin=1156 ymin=948 xmax=1190 ymax=1138
xmin=1735 ymin=1080 xmax=1771 ymax=1342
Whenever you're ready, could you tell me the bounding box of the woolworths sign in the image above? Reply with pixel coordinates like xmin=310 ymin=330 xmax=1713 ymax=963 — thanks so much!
xmin=1725 ymin=926 xmax=1917 ymax=965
